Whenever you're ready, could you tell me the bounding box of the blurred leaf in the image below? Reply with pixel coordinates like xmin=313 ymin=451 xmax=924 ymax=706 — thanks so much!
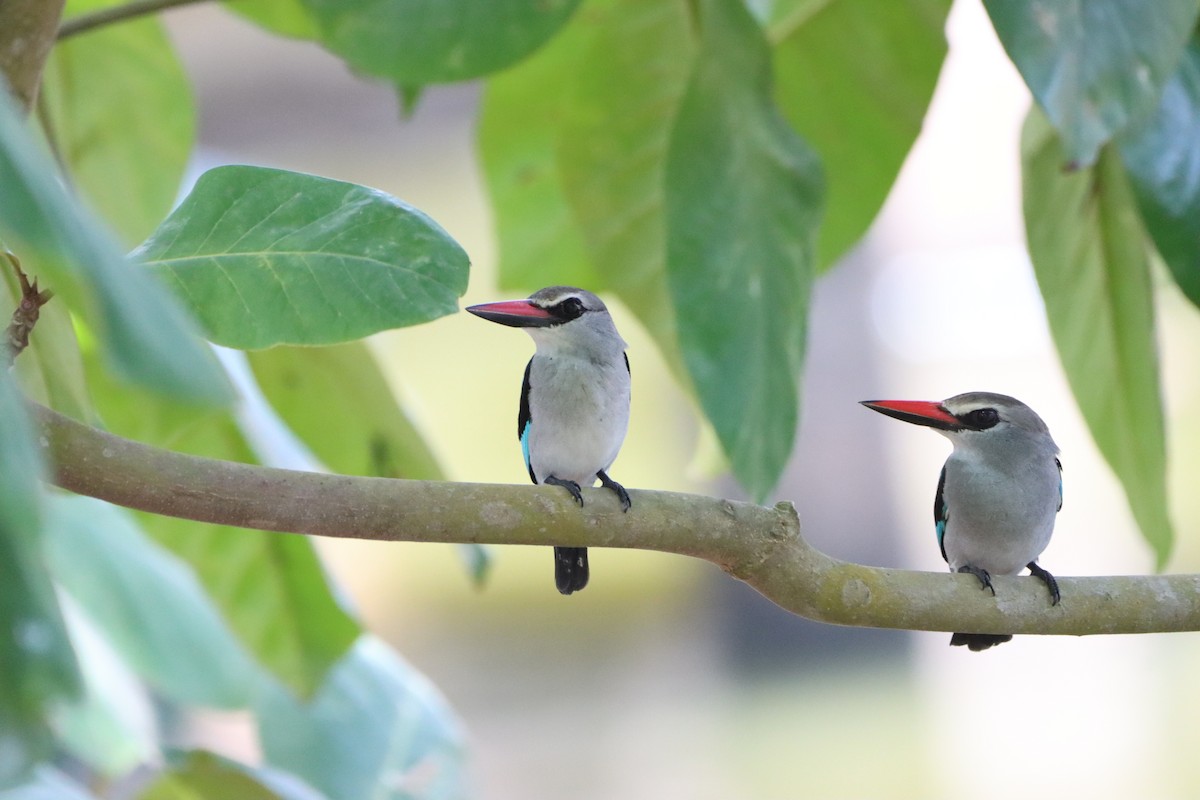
xmin=43 ymin=0 xmax=194 ymax=246
xmin=247 ymin=342 xmax=442 ymax=479
xmin=0 ymin=370 xmax=77 ymax=788
xmin=0 ymin=89 xmax=229 ymax=404
xmin=1119 ymin=34 xmax=1200 ymax=308
xmin=665 ymin=0 xmax=823 ymax=501
xmin=44 ymin=496 xmax=258 ymax=708
xmin=477 ymin=12 xmax=596 ymax=292
xmin=85 ymin=360 xmax=360 ymax=697
xmin=138 ymin=750 xmax=328 ymax=800
xmin=1022 ymin=110 xmax=1173 ymax=566
xmin=133 ymin=166 xmax=470 ymax=350
xmin=52 ymin=593 xmax=157 ymax=778
xmin=224 ymin=0 xmax=320 ymax=39
xmin=301 ymin=0 xmax=583 ymax=83
xmin=0 ymin=255 xmax=90 ymax=421
xmin=985 ymin=0 xmax=1199 ymax=168
xmin=0 ymin=767 xmax=98 ymax=800
xmin=258 ymin=636 xmax=466 ymax=800
xmin=770 ymin=0 xmax=951 ymax=271
xmin=556 ymin=0 xmax=696 ymax=373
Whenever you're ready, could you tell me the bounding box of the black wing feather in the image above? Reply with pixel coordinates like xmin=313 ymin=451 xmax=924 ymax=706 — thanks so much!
xmin=518 ymin=359 xmax=535 ymax=483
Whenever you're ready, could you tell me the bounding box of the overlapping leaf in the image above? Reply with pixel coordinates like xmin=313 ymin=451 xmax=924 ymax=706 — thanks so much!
xmin=665 ymin=0 xmax=824 ymax=500
xmin=986 ymin=0 xmax=1199 ymax=168
xmin=1022 ymin=110 xmax=1173 ymax=566
xmin=134 ymin=166 xmax=469 ymax=350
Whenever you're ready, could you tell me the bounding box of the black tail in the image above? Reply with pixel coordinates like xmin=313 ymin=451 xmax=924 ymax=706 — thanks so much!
xmin=554 ymin=547 xmax=589 ymax=595
xmin=950 ymin=632 xmax=1012 ymax=652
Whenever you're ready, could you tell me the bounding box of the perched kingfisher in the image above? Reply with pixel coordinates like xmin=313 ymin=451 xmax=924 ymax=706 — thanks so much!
xmin=861 ymin=392 xmax=1062 ymax=651
xmin=467 ymin=286 xmax=632 ymax=595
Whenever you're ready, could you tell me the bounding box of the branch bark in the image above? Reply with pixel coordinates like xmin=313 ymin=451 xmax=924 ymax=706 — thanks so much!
xmin=0 ymin=0 xmax=66 ymax=112
xmin=35 ymin=402 xmax=1200 ymax=638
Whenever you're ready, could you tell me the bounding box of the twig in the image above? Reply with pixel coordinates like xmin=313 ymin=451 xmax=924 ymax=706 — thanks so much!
xmin=4 ymin=251 xmax=53 ymax=368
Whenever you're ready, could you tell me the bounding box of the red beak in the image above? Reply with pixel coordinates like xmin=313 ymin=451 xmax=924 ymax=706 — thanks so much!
xmin=860 ymin=399 xmax=962 ymax=431
xmin=466 ymin=299 xmax=556 ymax=328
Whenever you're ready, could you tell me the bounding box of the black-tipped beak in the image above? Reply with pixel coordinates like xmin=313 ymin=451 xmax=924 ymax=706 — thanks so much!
xmin=466 ymin=299 xmax=557 ymax=328
xmin=860 ymin=399 xmax=962 ymax=431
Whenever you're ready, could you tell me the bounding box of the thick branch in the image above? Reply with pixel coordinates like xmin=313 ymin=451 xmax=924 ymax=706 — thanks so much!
xmin=0 ymin=0 xmax=66 ymax=112
xmin=36 ymin=403 xmax=1200 ymax=638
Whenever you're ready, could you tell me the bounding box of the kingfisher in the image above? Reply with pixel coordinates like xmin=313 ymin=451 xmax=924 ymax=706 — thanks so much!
xmin=861 ymin=392 xmax=1062 ymax=651
xmin=467 ymin=286 xmax=632 ymax=595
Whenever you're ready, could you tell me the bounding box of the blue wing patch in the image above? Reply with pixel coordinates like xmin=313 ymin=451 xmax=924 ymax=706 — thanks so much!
xmin=934 ymin=464 xmax=949 ymax=563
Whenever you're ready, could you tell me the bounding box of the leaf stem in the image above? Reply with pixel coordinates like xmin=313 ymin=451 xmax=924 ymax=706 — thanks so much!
xmin=57 ymin=0 xmax=213 ymax=41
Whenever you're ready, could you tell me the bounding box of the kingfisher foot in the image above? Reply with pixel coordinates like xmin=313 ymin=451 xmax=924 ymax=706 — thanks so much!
xmin=597 ymin=470 xmax=631 ymax=512
xmin=545 ymin=475 xmax=584 ymax=506
xmin=957 ymin=564 xmax=996 ymax=596
xmin=1026 ymin=561 xmax=1060 ymax=605
xmin=950 ymin=632 xmax=1013 ymax=651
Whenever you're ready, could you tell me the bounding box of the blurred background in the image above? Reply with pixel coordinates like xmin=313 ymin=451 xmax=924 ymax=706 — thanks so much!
xmin=168 ymin=1 xmax=1200 ymax=797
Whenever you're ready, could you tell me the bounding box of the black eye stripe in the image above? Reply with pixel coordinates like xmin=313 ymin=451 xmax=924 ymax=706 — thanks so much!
xmin=545 ymin=296 xmax=586 ymax=321
xmin=961 ymin=408 xmax=1000 ymax=430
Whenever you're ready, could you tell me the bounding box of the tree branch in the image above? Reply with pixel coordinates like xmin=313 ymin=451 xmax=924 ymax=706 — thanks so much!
xmin=35 ymin=402 xmax=1200 ymax=638
xmin=57 ymin=0 xmax=213 ymax=42
xmin=0 ymin=0 xmax=66 ymax=112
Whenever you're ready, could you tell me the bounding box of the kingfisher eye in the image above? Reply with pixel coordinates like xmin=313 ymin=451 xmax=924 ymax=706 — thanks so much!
xmin=965 ymin=408 xmax=1000 ymax=428
xmin=552 ymin=296 xmax=586 ymax=320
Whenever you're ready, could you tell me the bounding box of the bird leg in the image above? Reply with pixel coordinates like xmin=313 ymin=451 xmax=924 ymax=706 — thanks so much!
xmin=1026 ymin=561 xmax=1060 ymax=605
xmin=957 ymin=564 xmax=996 ymax=596
xmin=597 ymin=470 xmax=631 ymax=512
xmin=544 ymin=475 xmax=584 ymax=506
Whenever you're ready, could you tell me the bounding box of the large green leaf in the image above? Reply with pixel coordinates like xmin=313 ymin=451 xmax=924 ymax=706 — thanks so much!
xmin=1119 ymin=34 xmax=1200 ymax=309
xmin=769 ymin=0 xmax=951 ymax=271
xmin=137 ymin=751 xmax=328 ymax=800
xmin=665 ymin=0 xmax=824 ymax=500
xmin=0 ymin=88 xmax=228 ymax=404
xmin=133 ymin=166 xmax=470 ymax=350
xmin=0 ymin=371 xmax=77 ymax=788
xmin=246 ymin=343 xmax=442 ymax=479
xmin=556 ymin=0 xmax=696 ymax=372
xmin=985 ymin=0 xmax=1199 ymax=168
xmin=224 ymin=0 xmax=320 ymax=39
xmin=84 ymin=360 xmax=360 ymax=698
xmin=257 ymin=636 xmax=465 ymax=800
xmin=43 ymin=0 xmax=194 ymax=246
xmin=1022 ymin=110 xmax=1173 ymax=566
xmin=44 ymin=496 xmax=258 ymax=708
xmin=301 ymin=0 xmax=583 ymax=83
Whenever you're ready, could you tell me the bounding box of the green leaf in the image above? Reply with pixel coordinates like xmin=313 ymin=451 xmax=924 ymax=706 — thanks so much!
xmin=43 ymin=0 xmax=194 ymax=246
xmin=43 ymin=496 xmax=258 ymax=708
xmin=769 ymin=0 xmax=951 ymax=271
xmin=1119 ymin=34 xmax=1200 ymax=309
xmin=84 ymin=360 xmax=360 ymax=697
xmin=257 ymin=636 xmax=466 ymax=800
xmin=0 ymin=767 xmax=98 ymax=800
xmin=301 ymin=0 xmax=584 ymax=83
xmin=1022 ymin=109 xmax=1173 ymax=566
xmin=137 ymin=751 xmax=328 ymax=800
xmin=664 ymin=0 xmax=824 ymax=500
xmin=246 ymin=343 xmax=442 ymax=479
xmin=477 ymin=13 xmax=596 ymax=292
xmin=0 ymin=88 xmax=229 ymax=405
xmin=985 ymin=0 xmax=1200 ymax=168
xmin=223 ymin=0 xmax=320 ymax=39
xmin=133 ymin=166 xmax=470 ymax=350
xmin=0 ymin=370 xmax=78 ymax=788
xmin=556 ymin=0 xmax=696 ymax=372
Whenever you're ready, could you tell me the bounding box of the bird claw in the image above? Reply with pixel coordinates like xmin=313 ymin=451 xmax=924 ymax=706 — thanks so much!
xmin=1026 ymin=561 xmax=1061 ymax=605
xmin=957 ymin=564 xmax=996 ymax=596
xmin=597 ymin=470 xmax=631 ymax=512
xmin=545 ymin=475 xmax=584 ymax=506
